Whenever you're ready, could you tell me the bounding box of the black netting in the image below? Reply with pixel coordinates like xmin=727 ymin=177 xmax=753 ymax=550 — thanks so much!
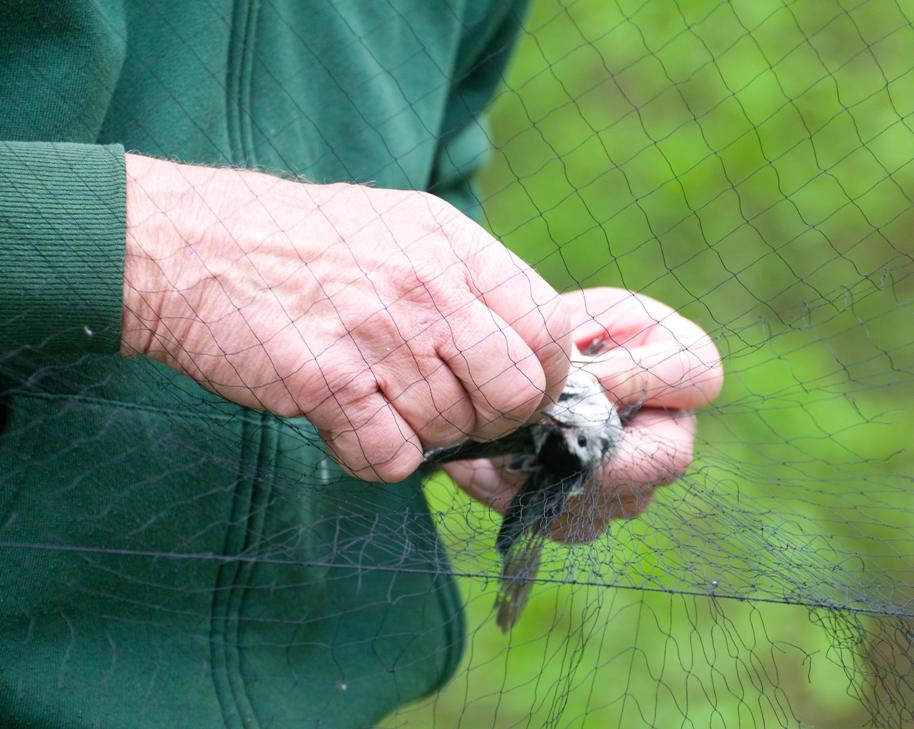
xmin=1 ymin=1 xmax=912 ymax=727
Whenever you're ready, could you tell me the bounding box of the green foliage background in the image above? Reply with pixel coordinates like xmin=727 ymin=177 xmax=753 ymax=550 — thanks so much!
xmin=392 ymin=1 xmax=914 ymax=726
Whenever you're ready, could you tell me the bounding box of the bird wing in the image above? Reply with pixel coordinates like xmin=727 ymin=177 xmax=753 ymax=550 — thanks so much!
xmin=423 ymin=426 xmax=539 ymax=464
xmin=496 ymin=469 xmax=586 ymax=554
xmin=492 ymin=469 xmax=587 ymax=631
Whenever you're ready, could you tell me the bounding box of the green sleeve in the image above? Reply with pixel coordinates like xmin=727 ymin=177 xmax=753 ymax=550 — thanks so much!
xmin=0 ymin=141 xmax=126 ymax=355
xmin=429 ymin=0 xmax=529 ymax=222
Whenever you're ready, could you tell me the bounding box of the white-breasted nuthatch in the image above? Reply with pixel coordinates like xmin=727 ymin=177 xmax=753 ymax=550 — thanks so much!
xmin=424 ymin=351 xmax=630 ymax=631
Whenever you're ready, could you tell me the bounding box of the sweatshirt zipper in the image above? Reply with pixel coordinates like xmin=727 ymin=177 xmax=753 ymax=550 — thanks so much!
xmin=226 ymin=0 xmax=260 ymax=167
xmin=214 ymin=5 xmax=263 ymax=727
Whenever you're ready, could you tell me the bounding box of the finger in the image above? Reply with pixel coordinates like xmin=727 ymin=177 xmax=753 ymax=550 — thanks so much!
xmin=442 ymin=457 xmax=523 ymax=514
xmin=447 ymin=408 xmax=696 ymax=540
xmin=445 ymin=215 xmax=572 ymax=413
xmin=297 ymin=262 xmax=478 ymax=450
xmin=371 ymin=340 xmax=477 ymax=448
xmin=436 ymin=298 xmax=549 ymax=441
xmin=380 ymin=359 xmax=476 ymax=448
xmin=582 ymin=342 xmax=722 ymax=410
xmin=548 ymin=408 xmax=696 ymax=543
xmin=292 ymin=342 xmax=426 ymax=482
xmin=600 ymin=407 xmax=696 ymax=496
xmin=562 ymin=286 xmax=691 ymax=345
xmin=319 ymin=390 xmax=424 ymax=483
xmin=561 ymin=287 xmax=654 ymax=334
xmin=563 ymin=288 xmax=722 ymax=408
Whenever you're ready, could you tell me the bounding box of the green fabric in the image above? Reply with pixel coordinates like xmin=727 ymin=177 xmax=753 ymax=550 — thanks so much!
xmin=0 ymin=142 xmax=126 ymax=354
xmin=0 ymin=1 xmax=527 ymax=728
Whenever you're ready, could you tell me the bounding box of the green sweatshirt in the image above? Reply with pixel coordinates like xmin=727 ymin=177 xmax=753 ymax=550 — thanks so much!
xmin=0 ymin=2 xmax=525 ymax=727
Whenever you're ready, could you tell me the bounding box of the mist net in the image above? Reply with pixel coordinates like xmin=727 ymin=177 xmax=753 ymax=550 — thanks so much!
xmin=1 ymin=1 xmax=912 ymax=728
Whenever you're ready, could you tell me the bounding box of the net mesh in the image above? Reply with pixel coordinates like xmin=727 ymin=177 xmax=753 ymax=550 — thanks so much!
xmin=1 ymin=0 xmax=913 ymax=727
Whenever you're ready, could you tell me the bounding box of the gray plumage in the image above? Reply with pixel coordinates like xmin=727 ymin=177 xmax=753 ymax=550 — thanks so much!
xmin=425 ymin=367 xmax=625 ymax=631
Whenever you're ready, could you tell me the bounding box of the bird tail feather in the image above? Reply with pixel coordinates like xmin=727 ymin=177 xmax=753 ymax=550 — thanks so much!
xmin=494 ymin=529 xmax=547 ymax=632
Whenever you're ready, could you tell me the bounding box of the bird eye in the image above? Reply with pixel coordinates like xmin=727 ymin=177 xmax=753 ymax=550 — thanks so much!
xmin=577 ymin=434 xmax=587 ymax=448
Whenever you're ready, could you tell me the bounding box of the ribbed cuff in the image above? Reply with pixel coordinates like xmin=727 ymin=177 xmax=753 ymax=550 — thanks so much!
xmin=0 ymin=141 xmax=126 ymax=355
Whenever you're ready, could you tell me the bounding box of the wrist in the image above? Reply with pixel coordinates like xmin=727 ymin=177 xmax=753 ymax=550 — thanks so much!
xmin=120 ymin=153 xmax=171 ymax=358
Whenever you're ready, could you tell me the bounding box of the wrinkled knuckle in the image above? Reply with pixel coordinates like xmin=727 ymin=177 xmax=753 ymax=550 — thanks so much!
xmin=296 ymin=348 xmax=366 ymax=409
xmin=385 ymin=255 xmax=463 ymax=319
xmin=414 ymin=425 xmax=459 ymax=450
xmin=491 ymin=368 xmax=545 ymax=419
xmin=373 ymin=446 xmax=423 ymax=483
xmin=416 ymin=408 xmax=473 ymax=448
xmin=379 ymin=379 xmax=470 ymax=449
xmin=340 ymin=401 xmax=422 ymax=482
xmin=341 ymin=391 xmax=390 ymax=438
xmin=415 ymin=261 xmax=470 ymax=311
xmin=444 ymin=398 xmax=478 ymax=438
xmin=407 ymin=253 xmax=447 ymax=287
xmin=330 ymin=368 xmax=379 ymax=411
xmin=379 ymin=258 xmax=429 ymax=302
xmin=430 ymin=385 xmax=478 ymax=442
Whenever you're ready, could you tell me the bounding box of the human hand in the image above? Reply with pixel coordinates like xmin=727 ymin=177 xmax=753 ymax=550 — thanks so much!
xmin=119 ymin=154 xmax=571 ymax=481
xmin=443 ymin=287 xmax=723 ymax=542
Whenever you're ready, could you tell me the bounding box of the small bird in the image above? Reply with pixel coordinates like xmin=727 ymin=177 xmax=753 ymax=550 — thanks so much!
xmin=424 ymin=356 xmax=627 ymax=631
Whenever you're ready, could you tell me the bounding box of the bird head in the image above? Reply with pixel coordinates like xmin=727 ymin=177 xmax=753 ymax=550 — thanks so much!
xmin=544 ymin=368 xmax=623 ymax=469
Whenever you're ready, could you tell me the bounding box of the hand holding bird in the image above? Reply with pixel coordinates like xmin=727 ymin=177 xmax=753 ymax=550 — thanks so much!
xmin=432 ymin=287 xmax=723 ymax=629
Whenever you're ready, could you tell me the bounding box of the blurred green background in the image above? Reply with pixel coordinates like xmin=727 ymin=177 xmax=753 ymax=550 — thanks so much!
xmin=389 ymin=0 xmax=914 ymax=727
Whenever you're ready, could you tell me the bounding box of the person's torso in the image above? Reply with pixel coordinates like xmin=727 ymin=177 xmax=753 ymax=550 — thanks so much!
xmin=0 ymin=2 xmax=521 ymax=725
